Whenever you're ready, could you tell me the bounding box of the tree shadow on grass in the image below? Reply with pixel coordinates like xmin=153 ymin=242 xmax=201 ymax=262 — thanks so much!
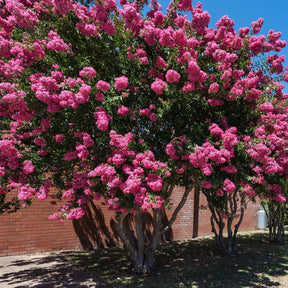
xmin=151 ymin=232 xmax=288 ymax=288
xmin=64 ymin=232 xmax=288 ymax=288
xmin=0 ymin=254 xmax=111 ymax=288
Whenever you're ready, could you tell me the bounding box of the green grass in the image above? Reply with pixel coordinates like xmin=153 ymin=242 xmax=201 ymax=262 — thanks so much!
xmin=63 ymin=231 xmax=288 ymax=288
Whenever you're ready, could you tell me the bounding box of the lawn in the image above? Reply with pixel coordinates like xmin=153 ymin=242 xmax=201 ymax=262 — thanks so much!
xmin=63 ymin=230 xmax=288 ymax=288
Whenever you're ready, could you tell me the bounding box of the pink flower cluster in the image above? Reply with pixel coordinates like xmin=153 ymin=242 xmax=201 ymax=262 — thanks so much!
xmin=223 ymin=178 xmax=236 ymax=194
xmin=189 ymin=142 xmax=229 ymax=176
xmin=114 ymin=76 xmax=129 ymax=91
xmin=127 ymin=47 xmax=148 ymax=65
xmin=18 ymin=185 xmax=36 ymax=201
xmin=139 ymin=104 xmax=157 ymax=122
xmin=119 ymin=3 xmax=143 ymax=34
xmin=87 ymin=130 xmax=168 ymax=211
xmin=31 ymin=73 xmax=91 ymax=111
xmin=0 ymin=140 xmax=22 ymax=172
xmin=94 ymin=107 xmax=112 ymax=131
xmin=1 ymin=0 xmax=288 ymax=222
xmin=46 ymin=30 xmax=70 ymax=53
xmin=165 ymin=136 xmax=189 ymax=161
xmin=79 ymin=67 xmax=97 ymax=78
xmin=151 ymin=78 xmax=168 ymax=95
xmin=165 ymin=69 xmax=181 ymax=83
xmin=96 ymin=80 xmax=110 ymax=91
xmin=117 ymin=105 xmax=130 ymax=117
xmin=189 ymin=126 xmax=238 ymax=176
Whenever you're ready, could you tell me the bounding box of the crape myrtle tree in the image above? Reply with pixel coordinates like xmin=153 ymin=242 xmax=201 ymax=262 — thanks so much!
xmin=250 ymin=90 xmax=288 ymax=245
xmin=0 ymin=0 xmax=287 ymax=272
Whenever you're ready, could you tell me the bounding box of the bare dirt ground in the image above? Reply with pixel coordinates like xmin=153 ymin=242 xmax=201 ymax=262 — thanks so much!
xmin=0 ymin=252 xmax=110 ymax=288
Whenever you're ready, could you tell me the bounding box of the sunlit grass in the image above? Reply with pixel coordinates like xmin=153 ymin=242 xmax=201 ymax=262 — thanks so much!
xmin=63 ymin=230 xmax=288 ymax=287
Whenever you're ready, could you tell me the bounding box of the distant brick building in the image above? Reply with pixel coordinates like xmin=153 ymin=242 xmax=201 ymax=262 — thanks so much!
xmin=0 ymin=187 xmax=259 ymax=256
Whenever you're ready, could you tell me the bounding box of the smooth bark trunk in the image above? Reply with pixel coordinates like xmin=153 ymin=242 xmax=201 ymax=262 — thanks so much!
xmin=208 ymin=192 xmax=245 ymax=255
xmin=115 ymin=184 xmax=193 ymax=274
xmin=266 ymin=201 xmax=285 ymax=244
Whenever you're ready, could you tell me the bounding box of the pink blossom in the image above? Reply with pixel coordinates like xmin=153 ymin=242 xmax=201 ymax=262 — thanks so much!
xmin=117 ymin=105 xmax=129 ymax=116
xmin=18 ymin=185 xmax=35 ymax=201
xmin=55 ymin=134 xmax=64 ymax=143
xmin=36 ymin=185 xmax=48 ymax=200
xmin=114 ymin=76 xmax=129 ymax=91
xmin=119 ymin=3 xmax=143 ymax=34
xmin=165 ymin=69 xmax=181 ymax=83
xmin=220 ymin=165 xmax=237 ymax=173
xmin=238 ymin=27 xmax=250 ymax=38
xmin=264 ymin=160 xmax=282 ymax=174
xmin=201 ymin=181 xmax=211 ymax=189
xmin=151 ymin=78 xmax=168 ymax=95
xmin=242 ymin=183 xmax=255 ymax=197
xmin=64 ymin=151 xmax=78 ymax=161
xmin=94 ymin=107 xmax=112 ymax=131
xmin=259 ymin=102 xmax=274 ymax=112
xmin=111 ymin=154 xmax=125 ymax=166
xmin=207 ymin=98 xmax=224 ymax=106
xmin=34 ymin=138 xmax=46 ymax=146
xmin=145 ymin=173 xmax=163 ymax=191
xmin=66 ymin=207 xmax=85 ymax=220
xmin=95 ymin=92 xmax=105 ymax=101
xmin=83 ymin=133 xmax=93 ymax=147
xmin=159 ymin=26 xmax=175 ymax=48
xmin=79 ymin=67 xmax=96 ymax=78
xmin=155 ymin=56 xmax=167 ymax=69
xmin=164 ymin=171 xmax=171 ymax=177
xmin=149 ymin=113 xmax=157 ymax=122
xmin=192 ymin=10 xmax=211 ymax=35
xmin=62 ymin=188 xmax=76 ymax=199
xmin=208 ymin=83 xmax=219 ymax=94
xmin=201 ymin=163 xmax=212 ymax=176
xmin=223 ymin=131 xmax=238 ymax=149
xmin=177 ymin=0 xmax=193 ymax=11
xmin=165 ymin=143 xmax=178 ymax=160
xmin=46 ymin=30 xmax=70 ymax=53
xmin=251 ymin=18 xmax=264 ymax=34
xmin=209 ymin=123 xmax=224 ymax=139
xmin=223 ymin=178 xmax=236 ymax=194
xmin=39 ymin=150 xmax=48 ymax=156
xmin=22 ymin=160 xmax=35 ymax=175
xmin=216 ymin=189 xmax=224 ymax=196
xmin=96 ymin=80 xmax=110 ymax=91
xmin=182 ymin=82 xmax=195 ymax=92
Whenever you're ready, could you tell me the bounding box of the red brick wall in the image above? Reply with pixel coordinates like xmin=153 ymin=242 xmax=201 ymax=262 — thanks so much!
xmin=170 ymin=187 xmax=259 ymax=240
xmin=0 ymin=187 xmax=260 ymax=256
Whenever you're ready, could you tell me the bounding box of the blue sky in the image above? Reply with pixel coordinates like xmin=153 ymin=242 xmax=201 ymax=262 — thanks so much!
xmin=154 ymin=0 xmax=288 ymax=92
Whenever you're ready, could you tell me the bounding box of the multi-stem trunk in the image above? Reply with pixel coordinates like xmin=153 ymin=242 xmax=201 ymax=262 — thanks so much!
xmin=208 ymin=191 xmax=245 ymax=255
xmin=266 ymin=200 xmax=286 ymax=244
xmin=115 ymin=184 xmax=193 ymax=274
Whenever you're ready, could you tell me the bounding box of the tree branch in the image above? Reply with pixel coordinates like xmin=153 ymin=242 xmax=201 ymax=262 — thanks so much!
xmin=162 ymin=185 xmax=193 ymax=235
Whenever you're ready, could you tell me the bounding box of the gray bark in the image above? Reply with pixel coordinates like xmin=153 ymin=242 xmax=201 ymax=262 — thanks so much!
xmin=267 ymin=201 xmax=285 ymax=244
xmin=209 ymin=192 xmax=245 ymax=255
xmin=115 ymin=184 xmax=193 ymax=274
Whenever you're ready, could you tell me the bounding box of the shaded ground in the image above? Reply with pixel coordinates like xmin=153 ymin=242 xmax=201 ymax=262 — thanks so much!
xmin=1 ymin=231 xmax=288 ymax=288
xmin=0 ymin=253 xmax=110 ymax=288
xmin=64 ymin=231 xmax=288 ymax=288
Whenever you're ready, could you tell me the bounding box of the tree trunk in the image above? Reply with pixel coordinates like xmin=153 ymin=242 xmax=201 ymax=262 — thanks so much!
xmin=209 ymin=192 xmax=245 ymax=255
xmin=267 ymin=201 xmax=285 ymax=244
xmin=115 ymin=184 xmax=193 ymax=274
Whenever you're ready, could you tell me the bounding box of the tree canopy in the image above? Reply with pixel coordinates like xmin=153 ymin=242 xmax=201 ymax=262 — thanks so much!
xmin=0 ymin=0 xmax=287 ymax=272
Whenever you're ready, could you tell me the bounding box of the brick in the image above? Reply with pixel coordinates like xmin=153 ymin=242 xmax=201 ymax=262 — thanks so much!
xmin=0 ymin=187 xmax=259 ymax=256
